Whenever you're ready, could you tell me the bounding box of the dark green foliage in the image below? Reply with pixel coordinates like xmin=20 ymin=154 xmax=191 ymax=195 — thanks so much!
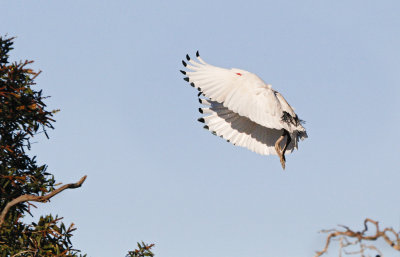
xmin=126 ymin=242 xmax=155 ymax=257
xmin=0 ymin=36 xmax=85 ymax=256
xmin=0 ymin=36 xmax=55 ymax=212
xmin=1 ymin=215 xmax=83 ymax=257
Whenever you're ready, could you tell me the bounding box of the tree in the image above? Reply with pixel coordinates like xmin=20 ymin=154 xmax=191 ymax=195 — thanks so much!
xmin=0 ymin=35 xmax=156 ymax=257
xmin=0 ymin=35 xmax=86 ymax=256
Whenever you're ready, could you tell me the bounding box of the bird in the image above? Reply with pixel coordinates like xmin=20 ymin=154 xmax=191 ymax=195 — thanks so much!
xmin=180 ymin=51 xmax=307 ymax=169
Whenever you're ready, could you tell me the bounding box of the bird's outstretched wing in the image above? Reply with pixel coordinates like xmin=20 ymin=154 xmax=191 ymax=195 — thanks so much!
xmin=181 ymin=53 xmax=301 ymax=133
xmin=198 ymin=98 xmax=298 ymax=156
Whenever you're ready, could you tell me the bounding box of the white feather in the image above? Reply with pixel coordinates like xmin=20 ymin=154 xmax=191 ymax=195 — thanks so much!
xmin=186 ymin=58 xmax=306 ymax=134
xmin=184 ymin=53 xmax=307 ymax=157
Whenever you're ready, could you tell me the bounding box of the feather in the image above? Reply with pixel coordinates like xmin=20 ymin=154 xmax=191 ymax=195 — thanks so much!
xmin=182 ymin=52 xmax=307 ymax=161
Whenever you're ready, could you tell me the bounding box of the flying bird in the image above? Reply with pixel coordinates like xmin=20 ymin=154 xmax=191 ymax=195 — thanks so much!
xmin=180 ymin=52 xmax=307 ymax=169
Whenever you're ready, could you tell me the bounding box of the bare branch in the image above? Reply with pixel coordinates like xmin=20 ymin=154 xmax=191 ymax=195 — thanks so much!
xmin=0 ymin=175 xmax=87 ymax=227
xmin=315 ymin=218 xmax=400 ymax=257
xmin=315 ymin=230 xmax=344 ymax=257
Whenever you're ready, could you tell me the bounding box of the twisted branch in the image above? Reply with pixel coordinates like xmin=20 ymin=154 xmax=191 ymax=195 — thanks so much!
xmin=315 ymin=218 xmax=400 ymax=257
xmin=0 ymin=175 xmax=87 ymax=227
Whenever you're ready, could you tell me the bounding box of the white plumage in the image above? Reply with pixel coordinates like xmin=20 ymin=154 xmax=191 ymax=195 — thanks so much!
xmin=181 ymin=52 xmax=307 ymax=169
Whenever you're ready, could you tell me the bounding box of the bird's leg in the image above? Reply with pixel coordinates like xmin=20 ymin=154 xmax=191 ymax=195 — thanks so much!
xmin=275 ymin=130 xmax=291 ymax=170
xmin=275 ymin=133 xmax=286 ymax=170
xmin=281 ymin=130 xmax=291 ymax=159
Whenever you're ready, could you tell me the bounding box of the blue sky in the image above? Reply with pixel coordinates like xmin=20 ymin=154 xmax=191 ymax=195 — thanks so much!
xmin=1 ymin=1 xmax=400 ymax=256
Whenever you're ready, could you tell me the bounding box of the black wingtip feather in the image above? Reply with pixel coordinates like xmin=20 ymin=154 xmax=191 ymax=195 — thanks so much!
xmin=186 ymin=54 xmax=190 ymax=61
xmin=197 ymin=117 xmax=205 ymax=123
xmin=198 ymin=108 xmax=203 ymax=113
xmin=190 ymin=82 xmax=195 ymax=87
xmin=198 ymin=98 xmax=202 ymax=104
xmin=197 ymin=92 xmax=202 ymax=97
xmin=183 ymin=77 xmax=189 ymax=82
xmin=196 ymin=51 xmax=200 ymax=57
xmin=203 ymin=125 xmax=209 ymax=130
xmin=180 ymin=70 xmax=186 ymax=75
xmin=197 ymin=87 xmax=201 ymax=91
xmin=182 ymin=60 xmax=187 ymax=67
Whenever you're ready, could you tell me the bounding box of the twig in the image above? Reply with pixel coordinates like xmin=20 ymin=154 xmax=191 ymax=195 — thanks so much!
xmin=315 ymin=218 xmax=400 ymax=257
xmin=0 ymin=175 xmax=87 ymax=227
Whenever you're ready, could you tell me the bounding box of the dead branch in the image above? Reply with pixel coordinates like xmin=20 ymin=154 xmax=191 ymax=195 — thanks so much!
xmin=315 ymin=218 xmax=400 ymax=257
xmin=0 ymin=175 xmax=87 ymax=228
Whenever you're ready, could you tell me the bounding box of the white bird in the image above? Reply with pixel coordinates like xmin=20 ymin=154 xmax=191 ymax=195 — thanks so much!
xmin=180 ymin=52 xmax=307 ymax=169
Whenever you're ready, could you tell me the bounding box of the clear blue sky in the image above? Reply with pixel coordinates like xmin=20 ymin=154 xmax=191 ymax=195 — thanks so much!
xmin=1 ymin=1 xmax=400 ymax=256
